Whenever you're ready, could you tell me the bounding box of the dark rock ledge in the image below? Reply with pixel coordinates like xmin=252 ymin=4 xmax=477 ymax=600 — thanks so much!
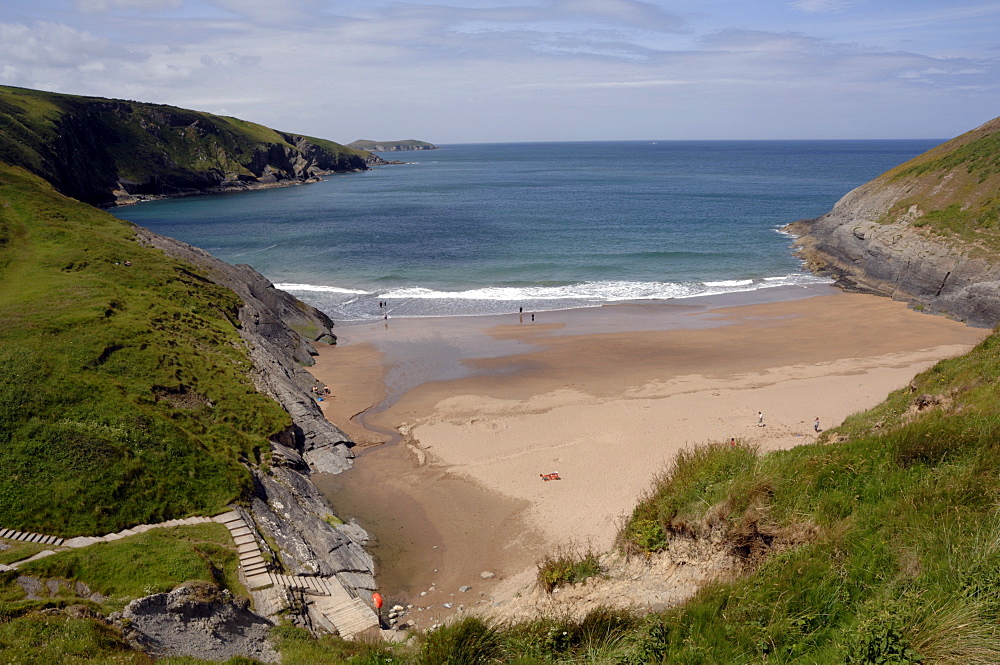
xmin=786 ymin=181 xmax=1000 ymax=329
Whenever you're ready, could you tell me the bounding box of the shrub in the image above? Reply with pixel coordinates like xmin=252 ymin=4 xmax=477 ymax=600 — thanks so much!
xmin=536 ymin=546 xmax=603 ymax=593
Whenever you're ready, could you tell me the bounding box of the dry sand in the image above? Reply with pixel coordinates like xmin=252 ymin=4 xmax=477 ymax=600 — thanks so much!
xmin=308 ymin=289 xmax=989 ymax=628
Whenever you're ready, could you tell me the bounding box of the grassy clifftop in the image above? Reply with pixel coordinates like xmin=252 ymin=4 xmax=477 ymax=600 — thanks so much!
xmin=876 ymin=117 xmax=1000 ymax=253
xmin=0 ymin=163 xmax=290 ymax=535
xmin=0 ymin=85 xmax=371 ymax=207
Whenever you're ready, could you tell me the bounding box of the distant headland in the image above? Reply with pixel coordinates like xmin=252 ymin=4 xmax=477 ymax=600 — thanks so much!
xmin=346 ymin=139 xmax=438 ymax=151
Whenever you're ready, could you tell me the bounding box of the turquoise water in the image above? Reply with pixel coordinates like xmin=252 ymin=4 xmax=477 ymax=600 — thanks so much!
xmin=113 ymin=140 xmax=941 ymax=320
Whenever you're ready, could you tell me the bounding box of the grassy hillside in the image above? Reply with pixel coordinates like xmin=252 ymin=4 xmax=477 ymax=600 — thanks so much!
xmin=610 ymin=330 xmax=1000 ymax=662
xmin=0 ymin=85 xmax=371 ymax=206
xmin=876 ymin=117 xmax=1000 ymax=254
xmin=0 ymin=163 xmax=290 ymax=536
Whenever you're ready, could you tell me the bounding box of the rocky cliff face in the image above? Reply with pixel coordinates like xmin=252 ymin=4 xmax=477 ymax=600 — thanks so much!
xmin=787 ymin=119 xmax=1000 ymax=329
xmin=133 ymin=225 xmax=375 ymax=595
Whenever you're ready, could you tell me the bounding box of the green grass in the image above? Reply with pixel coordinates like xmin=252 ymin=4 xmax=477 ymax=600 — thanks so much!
xmin=270 ymin=624 xmax=404 ymax=664
xmin=0 ymin=163 xmax=291 ymax=536
xmin=874 ymin=121 xmax=1000 ymax=253
xmin=18 ymin=524 xmax=242 ymax=610
xmin=0 ymin=539 xmax=49 ymax=565
xmin=608 ymin=329 xmax=1000 ymax=662
xmin=0 ymin=614 xmax=153 ymax=664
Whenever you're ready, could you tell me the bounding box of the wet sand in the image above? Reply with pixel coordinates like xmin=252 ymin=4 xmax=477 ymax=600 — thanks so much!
xmin=308 ymin=288 xmax=989 ymax=627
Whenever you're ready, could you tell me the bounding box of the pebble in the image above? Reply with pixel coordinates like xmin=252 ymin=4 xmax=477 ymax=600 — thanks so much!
xmin=480 ymin=571 xmax=495 ymax=579
xmin=443 ymin=603 xmax=452 ymax=609
xmin=459 ymin=586 xmax=472 ymax=593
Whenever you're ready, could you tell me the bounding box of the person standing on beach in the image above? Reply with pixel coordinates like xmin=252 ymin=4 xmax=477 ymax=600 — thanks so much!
xmin=814 ymin=417 xmax=820 ymax=433
xmin=757 ymin=411 xmax=764 ymax=427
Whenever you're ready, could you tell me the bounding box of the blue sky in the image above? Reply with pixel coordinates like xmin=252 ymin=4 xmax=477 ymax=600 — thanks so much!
xmin=1 ymin=0 xmax=998 ymax=143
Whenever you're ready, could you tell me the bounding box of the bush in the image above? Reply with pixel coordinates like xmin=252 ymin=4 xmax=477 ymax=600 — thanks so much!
xmin=536 ymin=546 xmax=603 ymax=593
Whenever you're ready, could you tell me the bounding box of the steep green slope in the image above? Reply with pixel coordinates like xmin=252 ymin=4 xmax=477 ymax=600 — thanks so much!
xmin=612 ymin=331 xmax=1000 ymax=661
xmin=878 ymin=117 xmax=1000 ymax=253
xmin=0 ymin=85 xmax=371 ymax=207
xmin=0 ymin=163 xmax=290 ymax=535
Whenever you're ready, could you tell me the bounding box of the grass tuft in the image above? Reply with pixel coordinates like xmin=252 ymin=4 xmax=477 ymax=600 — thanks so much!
xmin=536 ymin=545 xmax=604 ymax=593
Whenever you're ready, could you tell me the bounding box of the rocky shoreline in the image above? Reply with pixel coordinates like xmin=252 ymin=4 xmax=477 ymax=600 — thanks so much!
xmin=786 ymin=185 xmax=1000 ymax=329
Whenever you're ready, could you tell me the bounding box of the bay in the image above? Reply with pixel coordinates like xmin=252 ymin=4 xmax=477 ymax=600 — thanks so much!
xmin=112 ymin=140 xmax=941 ymax=321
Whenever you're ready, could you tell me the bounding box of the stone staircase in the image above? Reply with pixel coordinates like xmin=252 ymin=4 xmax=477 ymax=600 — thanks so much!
xmin=0 ymin=529 xmax=64 ymax=547
xmin=213 ymin=510 xmax=381 ymax=641
xmin=1 ymin=509 xmax=382 ymax=641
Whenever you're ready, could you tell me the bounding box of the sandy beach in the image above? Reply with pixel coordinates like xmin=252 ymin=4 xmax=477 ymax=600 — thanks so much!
xmin=308 ymin=288 xmax=989 ymax=628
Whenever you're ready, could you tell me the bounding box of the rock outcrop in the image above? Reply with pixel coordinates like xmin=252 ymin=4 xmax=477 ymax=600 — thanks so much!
xmin=116 ymin=583 xmax=279 ymax=663
xmin=347 ymin=139 xmax=437 ymax=152
xmin=786 ymin=118 xmax=1000 ymax=329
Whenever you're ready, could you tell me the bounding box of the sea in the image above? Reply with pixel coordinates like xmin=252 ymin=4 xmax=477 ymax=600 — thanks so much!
xmin=112 ymin=140 xmax=942 ymax=322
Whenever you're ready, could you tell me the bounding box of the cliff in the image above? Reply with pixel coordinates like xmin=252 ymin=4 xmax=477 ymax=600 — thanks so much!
xmin=787 ymin=118 xmax=1000 ymax=328
xmin=131 ymin=226 xmax=375 ymax=588
xmin=0 ymin=85 xmax=373 ymax=207
xmin=1 ymin=151 xmax=375 ymax=637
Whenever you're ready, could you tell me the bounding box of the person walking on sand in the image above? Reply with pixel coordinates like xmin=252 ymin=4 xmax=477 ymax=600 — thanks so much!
xmin=757 ymin=411 xmax=764 ymax=427
xmin=814 ymin=417 xmax=821 ymax=433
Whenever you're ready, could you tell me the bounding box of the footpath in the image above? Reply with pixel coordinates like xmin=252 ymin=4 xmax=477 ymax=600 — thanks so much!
xmin=0 ymin=509 xmax=381 ymax=641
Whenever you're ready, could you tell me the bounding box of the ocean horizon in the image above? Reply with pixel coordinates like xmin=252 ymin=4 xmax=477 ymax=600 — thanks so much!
xmin=113 ymin=139 xmax=942 ymax=321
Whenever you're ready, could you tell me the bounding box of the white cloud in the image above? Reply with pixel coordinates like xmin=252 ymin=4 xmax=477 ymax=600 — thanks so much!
xmin=2 ymin=0 xmax=998 ymax=141
xmin=74 ymin=0 xmax=183 ymax=12
xmin=789 ymin=0 xmax=851 ymax=13
xmin=0 ymin=21 xmax=134 ymax=68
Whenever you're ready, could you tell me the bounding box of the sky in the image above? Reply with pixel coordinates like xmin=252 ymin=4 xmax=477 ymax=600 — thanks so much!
xmin=1 ymin=1 xmax=999 ymax=144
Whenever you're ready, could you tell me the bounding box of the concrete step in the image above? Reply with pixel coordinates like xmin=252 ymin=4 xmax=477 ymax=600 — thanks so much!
xmin=245 ymin=573 xmax=273 ymax=590
xmin=214 ymin=511 xmax=243 ymax=526
xmin=228 ymin=526 xmax=252 ymax=538
xmin=233 ymin=534 xmax=257 ymax=547
xmin=317 ymin=597 xmax=380 ymax=640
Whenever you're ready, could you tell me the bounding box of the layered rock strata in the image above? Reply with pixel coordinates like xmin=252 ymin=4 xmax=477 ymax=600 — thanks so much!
xmin=787 ymin=195 xmax=1000 ymax=329
xmin=786 ymin=119 xmax=1000 ymax=329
